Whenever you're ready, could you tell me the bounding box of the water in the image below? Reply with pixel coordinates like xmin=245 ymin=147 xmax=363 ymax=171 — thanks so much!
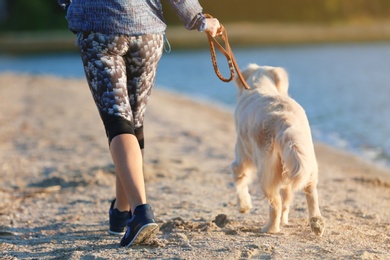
xmin=1 ymin=42 xmax=390 ymax=167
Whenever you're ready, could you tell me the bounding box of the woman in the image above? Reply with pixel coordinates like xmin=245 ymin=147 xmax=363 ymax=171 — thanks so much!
xmin=57 ymin=0 xmax=221 ymax=247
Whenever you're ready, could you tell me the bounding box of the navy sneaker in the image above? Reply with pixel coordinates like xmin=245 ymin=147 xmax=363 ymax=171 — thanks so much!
xmin=108 ymin=199 xmax=130 ymax=235
xmin=120 ymin=204 xmax=159 ymax=247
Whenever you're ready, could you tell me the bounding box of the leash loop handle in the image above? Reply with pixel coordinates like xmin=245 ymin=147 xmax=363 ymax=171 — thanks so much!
xmin=205 ymin=26 xmax=234 ymax=82
xmin=204 ymin=14 xmax=250 ymax=90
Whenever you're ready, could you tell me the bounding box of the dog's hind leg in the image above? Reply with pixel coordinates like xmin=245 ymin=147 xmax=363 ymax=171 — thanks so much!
xmin=261 ymin=159 xmax=283 ymax=233
xmin=232 ymin=160 xmax=254 ymax=213
xmin=261 ymin=188 xmax=282 ymax=233
xmin=280 ymin=184 xmax=293 ymax=225
xmin=304 ymin=176 xmax=325 ymax=236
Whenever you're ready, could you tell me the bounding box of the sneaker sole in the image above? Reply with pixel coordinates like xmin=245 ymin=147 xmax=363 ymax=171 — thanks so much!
xmin=125 ymin=223 xmax=159 ymax=248
xmin=108 ymin=229 xmax=125 ymax=236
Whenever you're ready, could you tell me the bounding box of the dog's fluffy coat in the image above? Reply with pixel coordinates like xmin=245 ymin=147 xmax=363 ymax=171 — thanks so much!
xmin=232 ymin=64 xmax=324 ymax=236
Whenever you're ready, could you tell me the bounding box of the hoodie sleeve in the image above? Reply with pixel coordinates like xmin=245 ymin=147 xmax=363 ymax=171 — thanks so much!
xmin=168 ymin=0 xmax=207 ymax=31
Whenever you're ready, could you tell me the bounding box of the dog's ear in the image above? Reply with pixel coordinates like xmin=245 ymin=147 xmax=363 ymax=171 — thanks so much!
xmin=269 ymin=67 xmax=289 ymax=95
xmin=234 ymin=63 xmax=259 ymax=90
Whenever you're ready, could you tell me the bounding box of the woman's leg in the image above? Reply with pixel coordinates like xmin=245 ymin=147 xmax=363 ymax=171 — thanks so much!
xmin=111 ymin=134 xmax=146 ymax=213
xmin=126 ymin=34 xmax=164 ymax=152
xmin=77 ymin=33 xmax=139 ymax=213
xmin=117 ymin=33 xmax=163 ymax=213
xmin=78 ymin=32 xmax=163 ymax=214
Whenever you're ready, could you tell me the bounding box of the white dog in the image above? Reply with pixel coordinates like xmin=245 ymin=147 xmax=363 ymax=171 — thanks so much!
xmin=231 ymin=64 xmax=324 ymax=236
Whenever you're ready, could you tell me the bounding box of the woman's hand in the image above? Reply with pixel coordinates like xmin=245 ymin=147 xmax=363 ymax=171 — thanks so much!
xmin=205 ymin=18 xmax=222 ymax=37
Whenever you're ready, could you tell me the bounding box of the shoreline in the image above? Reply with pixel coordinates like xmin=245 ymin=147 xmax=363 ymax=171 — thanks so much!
xmin=1 ymin=21 xmax=390 ymax=53
xmin=1 ymin=74 xmax=390 ymax=259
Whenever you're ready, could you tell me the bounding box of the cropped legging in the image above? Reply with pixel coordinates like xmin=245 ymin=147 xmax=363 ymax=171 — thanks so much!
xmin=77 ymin=32 xmax=164 ymax=149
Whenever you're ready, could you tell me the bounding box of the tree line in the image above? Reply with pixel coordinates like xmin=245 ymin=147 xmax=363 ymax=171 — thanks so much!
xmin=0 ymin=0 xmax=389 ymax=32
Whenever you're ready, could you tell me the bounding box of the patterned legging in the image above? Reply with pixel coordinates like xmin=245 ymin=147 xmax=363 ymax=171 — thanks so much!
xmin=77 ymin=32 xmax=164 ymax=148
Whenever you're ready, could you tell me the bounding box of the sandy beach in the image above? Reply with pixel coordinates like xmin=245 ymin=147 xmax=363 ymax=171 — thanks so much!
xmin=0 ymin=74 xmax=389 ymax=259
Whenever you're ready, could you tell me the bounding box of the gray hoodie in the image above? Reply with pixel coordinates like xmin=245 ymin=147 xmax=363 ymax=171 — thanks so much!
xmin=58 ymin=0 xmax=206 ymax=35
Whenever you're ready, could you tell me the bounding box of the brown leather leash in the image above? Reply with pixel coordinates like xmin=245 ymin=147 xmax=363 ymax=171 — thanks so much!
xmin=204 ymin=14 xmax=251 ymax=90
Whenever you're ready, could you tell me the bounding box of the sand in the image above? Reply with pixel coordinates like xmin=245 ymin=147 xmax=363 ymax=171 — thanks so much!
xmin=0 ymin=74 xmax=389 ymax=259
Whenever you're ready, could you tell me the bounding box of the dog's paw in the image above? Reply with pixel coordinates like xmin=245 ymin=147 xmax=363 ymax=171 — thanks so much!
xmin=238 ymin=198 xmax=252 ymax=213
xmin=261 ymin=223 xmax=280 ymax=234
xmin=310 ymin=216 xmax=325 ymax=236
xmin=281 ymin=212 xmax=289 ymax=225
xmin=239 ymin=206 xmax=251 ymax=214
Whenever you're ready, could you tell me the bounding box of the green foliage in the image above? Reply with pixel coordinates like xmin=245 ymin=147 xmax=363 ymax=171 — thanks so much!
xmin=0 ymin=0 xmax=67 ymax=31
xmin=0 ymin=0 xmax=389 ymax=32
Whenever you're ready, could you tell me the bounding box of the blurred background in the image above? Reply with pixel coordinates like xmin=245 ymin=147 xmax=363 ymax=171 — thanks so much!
xmin=1 ymin=0 xmax=390 ymax=52
xmin=0 ymin=0 xmax=390 ymax=168
xmin=1 ymin=0 xmax=390 ymax=30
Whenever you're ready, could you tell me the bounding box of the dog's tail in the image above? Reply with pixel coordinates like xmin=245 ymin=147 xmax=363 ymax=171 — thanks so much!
xmin=275 ymin=128 xmax=314 ymax=191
